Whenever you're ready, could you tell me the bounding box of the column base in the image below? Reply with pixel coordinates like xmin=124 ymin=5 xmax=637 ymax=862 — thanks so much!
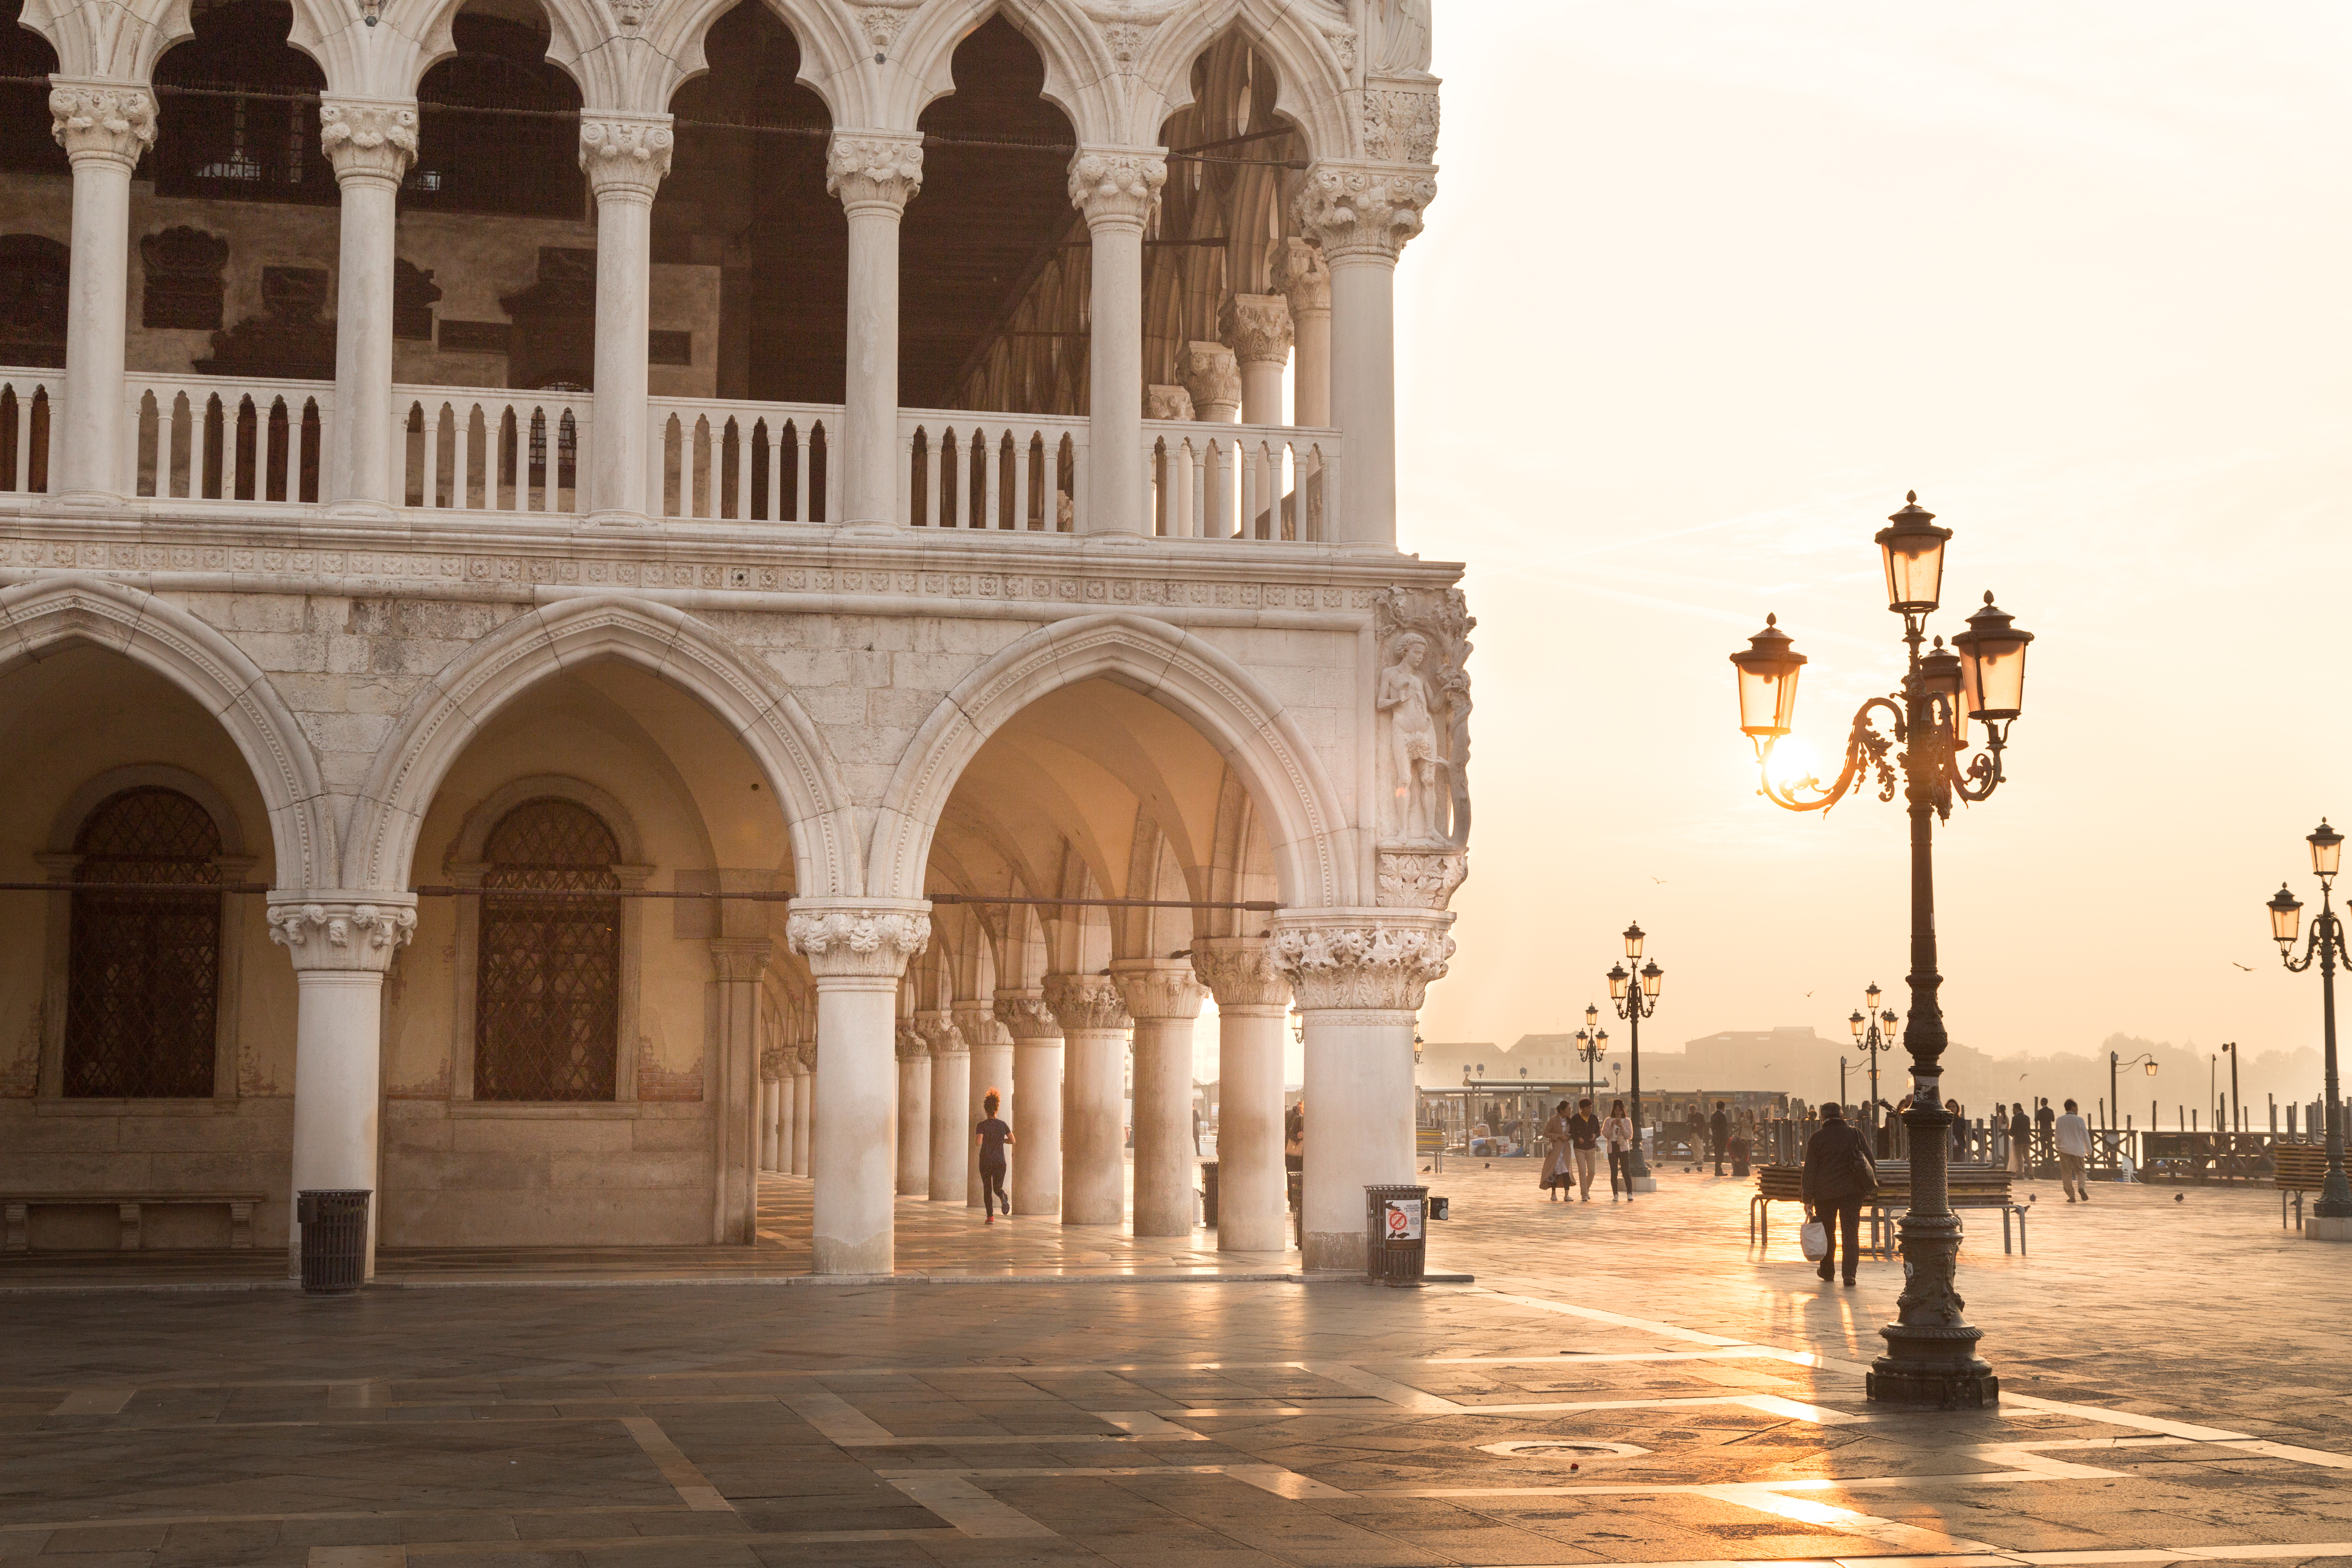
xmin=583 ymin=508 xmax=655 ymax=529
xmin=322 ymin=499 xmax=397 ymax=523
xmin=1302 ymin=1229 xmax=1364 ymax=1273
xmin=1866 ymin=1363 xmax=2000 ymax=1406
xmin=40 ymin=489 xmax=128 ymax=511
xmin=2308 ymin=1215 xmax=2352 ymax=1242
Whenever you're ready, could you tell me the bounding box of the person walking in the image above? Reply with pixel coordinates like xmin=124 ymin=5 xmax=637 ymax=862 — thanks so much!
xmin=1540 ymin=1100 xmax=1573 ymax=1200
xmin=1709 ymin=1101 xmax=1732 ymax=1175
xmin=2035 ymin=1097 xmax=2056 ymax=1173
xmin=1947 ymin=1098 xmax=1968 ymax=1162
xmin=2006 ymin=1102 xmax=2030 ymax=1175
xmin=1569 ymin=1097 xmax=1602 ymax=1201
xmin=2055 ymin=1097 xmax=2092 ymax=1202
xmin=1602 ymin=1099 xmax=1635 ymax=1201
xmin=1801 ymin=1102 xmax=1877 ymax=1287
xmin=974 ymin=1090 xmax=1014 ymax=1223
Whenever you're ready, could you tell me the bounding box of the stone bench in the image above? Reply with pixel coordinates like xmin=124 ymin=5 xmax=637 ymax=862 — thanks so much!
xmin=2 ymin=1192 xmax=263 ymax=1252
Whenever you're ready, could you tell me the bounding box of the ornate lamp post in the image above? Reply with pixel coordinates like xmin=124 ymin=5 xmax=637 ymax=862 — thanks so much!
xmin=2110 ymin=1052 xmax=2157 ymax=1155
xmin=1574 ymin=1023 xmax=1609 ymax=1101
xmin=1605 ymin=923 xmax=1663 ymax=1185
xmin=1727 ymin=492 xmax=2035 ymax=1409
xmin=1847 ymin=983 xmax=1900 ymax=1146
xmin=2267 ymin=819 xmax=2351 ymax=1237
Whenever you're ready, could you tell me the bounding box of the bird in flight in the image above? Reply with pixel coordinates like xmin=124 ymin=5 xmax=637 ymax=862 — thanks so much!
xmin=2231 ymin=962 xmax=2254 ymax=971
xmin=1650 ymin=876 xmax=1667 ymax=884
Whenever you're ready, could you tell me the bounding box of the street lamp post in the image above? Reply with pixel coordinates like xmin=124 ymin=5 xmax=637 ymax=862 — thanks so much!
xmin=1847 ymin=983 xmax=1901 ymax=1149
xmin=1605 ymin=923 xmax=1664 ymax=1188
xmin=1574 ymin=1023 xmax=1609 ymax=1102
xmin=2219 ymin=1041 xmax=2239 ymax=1132
xmin=2267 ymin=819 xmax=2352 ymax=1237
xmin=1727 ymin=492 xmax=2036 ymax=1409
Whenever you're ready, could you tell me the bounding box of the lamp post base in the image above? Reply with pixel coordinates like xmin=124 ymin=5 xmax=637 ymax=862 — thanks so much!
xmin=2309 ymin=1216 xmax=2352 ymax=1243
xmin=1866 ymin=1364 xmax=2000 ymax=1406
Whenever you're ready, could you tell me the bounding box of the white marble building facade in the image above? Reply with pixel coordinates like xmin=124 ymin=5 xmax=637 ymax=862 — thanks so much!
xmin=0 ymin=0 xmax=1466 ymax=1275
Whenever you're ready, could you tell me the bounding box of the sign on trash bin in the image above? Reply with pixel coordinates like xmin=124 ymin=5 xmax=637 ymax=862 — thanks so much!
xmin=1383 ymin=1197 xmax=1424 ymax=1242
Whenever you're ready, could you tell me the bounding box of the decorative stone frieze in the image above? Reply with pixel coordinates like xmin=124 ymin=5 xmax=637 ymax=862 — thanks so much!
xmin=1187 ymin=937 xmax=1290 ymax=1010
xmin=1374 ymin=585 xmax=1474 ymax=851
xmin=1269 ymin=912 xmax=1454 ymax=1014
xmin=1219 ymin=294 xmax=1294 ymax=368
xmin=826 ymin=131 xmax=924 ymax=214
xmin=1270 ymin=238 xmax=1331 ymax=318
xmin=579 ymin=115 xmax=675 ymax=202
xmin=1363 ymin=81 xmax=1441 ymax=164
xmin=1144 ymin=384 xmax=1195 ymax=422
xmin=786 ymin=903 xmax=931 ymax=979
xmin=913 ymin=1010 xmax=968 ymax=1058
xmin=1108 ymin=960 xmax=1203 ymax=1023
xmin=1067 ymin=147 xmax=1167 ymax=227
xmin=319 ymin=97 xmax=418 ymax=187
xmin=266 ymin=897 xmax=418 ymax=973
xmin=1177 ymin=340 xmax=1240 ymax=421
xmin=1293 ymin=162 xmax=1437 ymax=264
xmin=1041 ymin=973 xmax=1129 ymax=1033
xmin=48 ymin=79 xmax=154 ymax=168
xmin=992 ymin=988 xmax=1060 ymax=1041
xmin=1376 ymin=849 xmax=1467 ymax=911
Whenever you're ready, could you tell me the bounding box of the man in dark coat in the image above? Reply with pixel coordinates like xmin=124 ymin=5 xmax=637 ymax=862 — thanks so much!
xmin=1710 ymin=1102 xmax=1732 ymax=1175
xmin=1801 ymin=1102 xmax=1877 ymax=1286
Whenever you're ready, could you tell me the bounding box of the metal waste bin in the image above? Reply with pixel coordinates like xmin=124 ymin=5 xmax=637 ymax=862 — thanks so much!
xmin=1200 ymin=1161 xmax=1219 ymax=1226
xmin=1365 ymin=1182 xmax=1429 ymax=1286
xmin=297 ymin=1188 xmax=370 ymax=1295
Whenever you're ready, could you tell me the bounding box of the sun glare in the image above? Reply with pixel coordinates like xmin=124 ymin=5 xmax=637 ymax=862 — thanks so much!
xmin=1763 ymin=736 xmax=1824 ymax=796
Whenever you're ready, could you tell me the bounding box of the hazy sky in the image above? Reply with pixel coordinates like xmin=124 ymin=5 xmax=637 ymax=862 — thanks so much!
xmin=1388 ymin=3 xmax=2352 ymax=1086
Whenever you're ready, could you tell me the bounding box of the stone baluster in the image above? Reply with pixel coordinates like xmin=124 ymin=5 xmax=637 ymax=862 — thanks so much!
xmin=1189 ymin=937 xmax=1292 ymax=1253
xmin=994 ymin=988 xmax=1062 ymax=1216
xmin=1068 ymin=147 xmax=1166 ymax=535
xmin=580 ymin=113 xmax=673 ymax=524
xmin=1271 ymin=239 xmax=1332 ymax=428
xmin=915 ymin=1010 xmax=969 ymax=1204
xmin=827 ymin=132 xmax=922 ymax=525
xmin=318 ymin=96 xmax=417 ymax=512
xmin=47 ymin=80 xmax=153 ymax=502
xmin=1219 ymin=294 xmax=1293 ymax=428
xmin=894 ymin=1016 xmax=931 ymax=1196
xmin=1110 ymin=959 xmax=1205 ymax=1237
xmin=956 ymin=1004 xmax=1014 ymax=1209
xmin=1042 ymin=973 xmax=1131 ymax=1225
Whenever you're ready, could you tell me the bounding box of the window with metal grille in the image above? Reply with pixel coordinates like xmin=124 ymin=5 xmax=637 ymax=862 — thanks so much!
xmin=475 ymin=798 xmax=621 ymax=1101
xmin=64 ymin=787 xmax=223 ymax=1099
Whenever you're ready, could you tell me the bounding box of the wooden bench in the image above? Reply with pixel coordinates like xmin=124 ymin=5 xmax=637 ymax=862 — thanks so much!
xmin=2275 ymin=1142 xmax=2331 ymax=1229
xmin=1752 ymin=1162 xmax=2028 ymax=1257
xmin=1416 ymin=1126 xmax=1447 ymax=1173
xmin=2 ymin=1192 xmax=262 ymax=1252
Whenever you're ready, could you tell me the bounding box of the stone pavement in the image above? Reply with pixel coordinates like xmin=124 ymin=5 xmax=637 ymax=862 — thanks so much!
xmin=1 ymin=1163 xmax=2346 ymax=1566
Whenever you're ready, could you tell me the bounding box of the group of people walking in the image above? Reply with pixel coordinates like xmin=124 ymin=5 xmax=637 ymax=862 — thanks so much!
xmin=1538 ymin=1098 xmax=1640 ymax=1201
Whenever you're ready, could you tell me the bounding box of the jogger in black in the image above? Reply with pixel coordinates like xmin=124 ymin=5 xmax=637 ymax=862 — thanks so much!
xmin=975 ymin=1090 xmax=1014 ymax=1222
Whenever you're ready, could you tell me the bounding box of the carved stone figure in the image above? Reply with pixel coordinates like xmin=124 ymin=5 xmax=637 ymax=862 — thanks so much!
xmin=1378 ymin=631 xmax=1444 ymax=846
xmin=1374 ymin=585 xmax=1474 ymax=851
xmin=1370 ymin=0 xmax=1433 ymax=76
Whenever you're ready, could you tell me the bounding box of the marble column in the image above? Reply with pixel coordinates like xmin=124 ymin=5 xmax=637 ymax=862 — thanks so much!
xmin=710 ymin=939 xmax=768 ymax=1243
xmin=1293 ymin=164 xmax=1436 ymax=548
xmin=1178 ymin=340 xmax=1241 ymax=425
xmin=916 ymin=1011 xmax=970 ymax=1204
xmin=1111 ymin=959 xmax=1205 ymax=1237
xmin=1271 ymin=910 xmax=1455 ymax=1272
xmin=995 ymin=989 xmax=1062 ymax=1216
xmin=894 ymin=1017 xmax=931 ymax=1197
xmin=787 ymin=902 xmax=929 ymax=1273
xmin=1271 ymin=238 xmax=1332 ymax=428
xmin=773 ymin=1060 xmax=795 ymax=1173
xmin=319 ymin=97 xmax=417 ymax=512
xmin=47 ymin=81 xmax=154 ymax=502
xmin=826 ymin=132 xmax=922 ymax=525
xmin=1044 ymin=973 xmax=1132 ymax=1226
xmin=760 ymin=1066 xmax=780 ymax=1172
xmin=268 ymin=897 xmax=417 ymax=1280
xmin=1068 ymin=148 xmax=1166 ymax=535
xmin=1220 ymin=294 xmax=1293 ymax=428
xmin=1190 ymin=937 xmax=1292 ymax=1253
xmin=957 ymin=1004 xmax=1013 ymax=1208
xmin=789 ymin=1049 xmax=814 ymax=1177
xmin=579 ymin=114 xmax=673 ymax=523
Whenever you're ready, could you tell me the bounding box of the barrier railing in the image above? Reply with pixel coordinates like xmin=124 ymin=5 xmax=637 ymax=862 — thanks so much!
xmin=127 ymin=374 xmax=329 ymax=503
xmin=901 ymin=409 xmax=1087 ymax=532
xmin=398 ymin=386 xmax=590 ymax=515
xmin=0 ymin=368 xmax=55 ymax=497
xmin=649 ymin=398 xmax=838 ymax=522
xmin=1145 ymin=421 xmax=1340 ymax=542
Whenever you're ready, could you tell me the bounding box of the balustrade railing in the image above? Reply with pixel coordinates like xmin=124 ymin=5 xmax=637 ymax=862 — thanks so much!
xmin=0 ymin=368 xmax=53 ymax=497
xmin=1146 ymin=422 xmax=1340 ymax=542
xmin=399 ymin=386 xmax=590 ymax=515
xmin=128 ymin=374 xmax=328 ymax=503
xmin=901 ymin=409 xmax=1087 ymax=532
xmin=650 ymin=398 xmax=837 ymax=523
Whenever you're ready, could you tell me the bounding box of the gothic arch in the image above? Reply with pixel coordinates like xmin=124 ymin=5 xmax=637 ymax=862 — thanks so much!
xmin=1139 ymin=0 xmax=1355 ymax=161
xmin=0 ymin=574 xmax=332 ymax=888
xmin=884 ymin=0 xmax=1107 ymax=144
xmin=347 ymin=593 xmax=857 ymax=898
xmin=635 ymin=0 xmax=865 ymax=122
xmin=868 ymin=610 xmax=1354 ymax=910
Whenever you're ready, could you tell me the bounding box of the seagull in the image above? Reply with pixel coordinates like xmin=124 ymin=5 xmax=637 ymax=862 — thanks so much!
xmin=1650 ymin=877 xmax=1668 ymax=884
xmin=2231 ymin=962 xmax=2254 ymax=971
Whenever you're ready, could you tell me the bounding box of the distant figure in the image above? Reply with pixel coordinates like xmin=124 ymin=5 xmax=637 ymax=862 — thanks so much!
xmin=1802 ymin=1102 xmax=1878 ymax=1287
xmin=1947 ymin=1098 xmax=1967 ymax=1161
xmin=2007 ymin=1103 xmax=2030 ymax=1174
xmin=1285 ymin=1099 xmax=1305 ymax=1173
xmin=1191 ymin=1101 xmax=1202 ymax=1156
xmin=974 ymin=1090 xmax=1014 ymax=1223
xmin=1710 ymin=1101 xmax=1731 ymax=1175
xmin=1540 ymin=1100 xmax=1572 ymax=1200
xmin=1570 ymin=1098 xmax=1602 ymax=1201
xmin=2036 ymin=1097 xmax=2057 ymax=1170
xmin=2055 ymin=1098 xmax=2092 ymax=1203
xmin=1602 ymin=1099 xmax=1635 ymax=1202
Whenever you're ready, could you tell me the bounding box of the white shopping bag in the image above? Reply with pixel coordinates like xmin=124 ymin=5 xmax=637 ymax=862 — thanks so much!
xmin=1799 ymin=1219 xmax=1829 ymax=1261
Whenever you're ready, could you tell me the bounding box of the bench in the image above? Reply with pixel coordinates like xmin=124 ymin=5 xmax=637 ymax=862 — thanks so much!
xmin=1416 ymin=1126 xmax=1446 ymax=1173
xmin=1751 ymin=1162 xmax=2028 ymax=1258
xmin=2275 ymin=1142 xmax=2331 ymax=1229
xmin=2 ymin=1192 xmax=262 ymax=1252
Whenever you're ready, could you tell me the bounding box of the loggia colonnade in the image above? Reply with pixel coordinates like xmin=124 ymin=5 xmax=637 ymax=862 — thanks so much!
xmin=0 ymin=0 xmax=1467 ymax=1277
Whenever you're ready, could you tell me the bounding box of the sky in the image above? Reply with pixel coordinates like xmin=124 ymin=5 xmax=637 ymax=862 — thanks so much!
xmin=1375 ymin=2 xmax=2352 ymax=1106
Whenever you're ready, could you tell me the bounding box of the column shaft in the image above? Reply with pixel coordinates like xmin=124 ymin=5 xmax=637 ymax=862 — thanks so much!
xmin=811 ymin=978 xmax=897 ymax=1270
xmin=1047 ymin=973 xmax=1132 ymax=1227
xmin=1068 ymin=149 xmax=1165 ymax=536
xmin=760 ymin=1078 xmax=779 ymax=1171
xmin=1113 ymin=960 xmax=1205 ymax=1239
xmin=1273 ymin=239 xmax=1332 ymax=428
xmin=960 ymin=1010 xmax=1014 ymax=1209
xmin=55 ymin=94 xmax=144 ymax=499
xmin=588 ymin=190 xmax=651 ymax=516
xmin=928 ymin=1047 xmax=970 ymax=1203
xmin=320 ymin=98 xmax=416 ymax=511
xmin=790 ymin=1065 xmax=813 ymax=1177
xmin=895 ymin=1029 xmax=931 ymax=1197
xmin=710 ymin=940 xmax=766 ymax=1244
xmin=1299 ymin=1010 xmax=1416 ymax=1271
xmin=1191 ymin=938 xmax=1292 ymax=1253
xmin=1326 ymin=256 xmax=1396 ymax=547
xmin=828 ymin=133 xmax=922 ymax=525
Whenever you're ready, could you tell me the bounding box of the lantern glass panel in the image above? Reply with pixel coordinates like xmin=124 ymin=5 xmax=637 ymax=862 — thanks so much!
xmin=2269 ymin=885 xmax=2304 ymax=946
xmin=2310 ymin=821 xmax=2343 ymax=878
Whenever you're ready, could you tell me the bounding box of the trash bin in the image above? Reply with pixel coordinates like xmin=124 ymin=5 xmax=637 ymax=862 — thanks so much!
xmin=1200 ymin=1161 xmax=1219 ymax=1226
xmin=297 ymin=1188 xmax=370 ymax=1295
xmin=1364 ymin=1182 xmax=1429 ymax=1286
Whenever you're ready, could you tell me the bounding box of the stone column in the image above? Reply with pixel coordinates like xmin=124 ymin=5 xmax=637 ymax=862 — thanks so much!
xmin=1271 ymin=910 xmax=1455 ymax=1272
xmin=916 ymin=1011 xmax=970 ymax=1204
xmin=760 ymin=1062 xmax=780 ymax=1172
xmin=1178 ymin=340 xmax=1240 ymax=425
xmin=319 ymin=97 xmax=417 ymax=513
xmin=957 ymin=1005 xmax=1013 ymax=1208
xmin=1271 ymin=239 xmax=1331 ymax=428
xmin=790 ymin=1047 xmax=814 ymax=1177
xmin=1044 ymin=973 xmax=1132 ymax=1226
xmin=579 ymin=114 xmax=673 ymax=524
xmin=1111 ymin=959 xmax=1204 ymax=1237
xmin=1068 ymin=148 xmax=1166 ymax=535
xmin=1220 ymin=294 xmax=1293 ymax=428
xmin=267 ymin=897 xmax=417 ymax=1279
xmin=827 ymin=132 xmax=922 ymax=525
xmin=1190 ymin=937 xmax=1292 ymax=1253
xmin=1293 ymin=164 xmax=1436 ymax=548
xmin=47 ymin=81 xmax=154 ymax=502
xmin=995 ymin=989 xmax=1062 ymax=1216
xmin=787 ymin=901 xmax=930 ymax=1274
xmin=894 ymin=1017 xmax=931 ymax=1196
xmin=710 ymin=939 xmax=768 ymax=1243
xmin=771 ymin=1057 xmax=793 ymax=1173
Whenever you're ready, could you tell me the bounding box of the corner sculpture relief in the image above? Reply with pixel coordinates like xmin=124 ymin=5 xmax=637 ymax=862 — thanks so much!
xmin=1369 ymin=0 xmax=1433 ymax=77
xmin=1374 ymin=585 xmax=1473 ymax=910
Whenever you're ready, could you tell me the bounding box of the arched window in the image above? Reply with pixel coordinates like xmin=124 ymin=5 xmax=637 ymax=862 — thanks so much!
xmin=64 ymin=787 xmax=223 ymax=1098
xmin=475 ymin=797 xmax=621 ymax=1100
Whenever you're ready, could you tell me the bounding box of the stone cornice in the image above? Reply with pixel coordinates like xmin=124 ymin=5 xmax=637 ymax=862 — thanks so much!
xmin=786 ymin=900 xmax=930 ymax=980
xmin=580 ymin=113 xmax=675 ymax=203
xmin=48 ymin=79 xmax=154 ymax=169
xmin=827 ymin=130 xmax=923 ymax=215
xmin=1108 ymin=959 xmax=1204 ymax=1023
xmin=1041 ymin=973 xmax=1130 ymax=1034
xmin=318 ymin=96 xmax=419 ymax=187
xmin=266 ymin=894 xmax=418 ymax=974
xmin=1269 ymin=910 xmax=1454 ymax=1014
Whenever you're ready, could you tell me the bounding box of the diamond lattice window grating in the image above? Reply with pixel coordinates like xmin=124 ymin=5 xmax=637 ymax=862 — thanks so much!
xmin=476 ymin=798 xmax=622 ymax=1102
xmin=64 ymin=787 xmax=223 ymax=1099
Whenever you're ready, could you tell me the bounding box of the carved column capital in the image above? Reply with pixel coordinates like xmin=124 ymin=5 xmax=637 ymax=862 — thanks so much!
xmin=1144 ymin=384 xmax=1195 ymax=422
xmin=1219 ymin=293 xmax=1294 ymax=368
xmin=827 ymin=129 xmax=924 ymax=215
xmin=48 ymin=78 xmax=154 ymax=170
xmin=579 ymin=113 xmax=675 ymax=203
xmin=708 ymin=937 xmax=769 ymax=983
xmin=785 ymin=899 xmax=931 ymax=981
xmin=895 ymin=1018 xmax=929 ymax=1062
xmin=1178 ymin=339 xmax=1240 ymax=421
xmin=953 ymin=1005 xmax=1011 ymax=1049
xmin=760 ymin=1047 xmax=784 ymax=1081
xmin=1188 ymin=937 xmax=1291 ymax=1013
xmin=1041 ymin=973 xmax=1130 ymax=1034
xmin=1271 ymin=236 xmax=1331 ymax=316
xmin=992 ymin=988 xmax=1062 ymax=1044
xmin=1067 ymin=145 xmax=1166 ymax=230
xmin=1268 ymin=910 xmax=1454 ymax=1016
xmin=913 ymin=1009 xmax=968 ymax=1059
xmin=1293 ymin=161 xmax=1437 ymax=264
xmin=319 ymin=95 xmax=418 ymax=188
xmin=266 ymin=894 xmax=419 ymax=974
xmin=1108 ymin=959 xmax=1204 ymax=1023
xmin=1362 ymin=78 xmax=1442 ymax=165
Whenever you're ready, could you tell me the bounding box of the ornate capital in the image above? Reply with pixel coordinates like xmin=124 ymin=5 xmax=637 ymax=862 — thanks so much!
xmin=319 ymin=96 xmax=418 ymax=187
xmin=992 ymin=988 xmax=1061 ymax=1044
xmin=1188 ymin=937 xmax=1290 ymax=1010
xmin=827 ymin=131 xmax=923 ymax=215
xmin=1269 ymin=911 xmax=1454 ymax=1014
xmin=953 ymin=1005 xmax=1011 ymax=1050
xmin=1144 ymin=384 xmax=1195 ymax=422
xmin=760 ymin=1046 xmax=784 ymax=1080
xmin=1109 ymin=959 xmax=1204 ymax=1023
xmin=1271 ymin=236 xmax=1331 ymax=316
xmin=48 ymin=79 xmax=154 ymax=168
xmin=1067 ymin=146 xmax=1166 ymax=229
xmin=1178 ymin=339 xmax=1240 ymax=419
xmin=1294 ymin=161 xmax=1437 ymax=264
xmin=1363 ymin=80 xmax=1441 ymax=164
xmin=708 ymin=937 xmax=769 ymax=983
xmin=913 ymin=1009 xmax=968 ymax=1058
xmin=1220 ymin=293 xmax=1294 ymax=367
xmin=796 ymin=1041 xmax=818 ymax=1073
xmin=895 ymin=1018 xmax=928 ymax=1063
xmin=786 ymin=900 xmax=930 ymax=980
xmin=1041 ymin=973 xmax=1130 ymax=1034
xmin=266 ymin=895 xmax=418 ymax=974
xmin=579 ymin=114 xmax=674 ymax=203
xmin=1377 ymin=850 xmax=1467 ymax=911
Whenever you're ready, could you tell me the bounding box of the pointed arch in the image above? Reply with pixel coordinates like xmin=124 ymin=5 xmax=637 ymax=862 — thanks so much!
xmin=1140 ymin=0 xmax=1355 ymax=159
xmin=884 ymin=0 xmax=1107 ymax=144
